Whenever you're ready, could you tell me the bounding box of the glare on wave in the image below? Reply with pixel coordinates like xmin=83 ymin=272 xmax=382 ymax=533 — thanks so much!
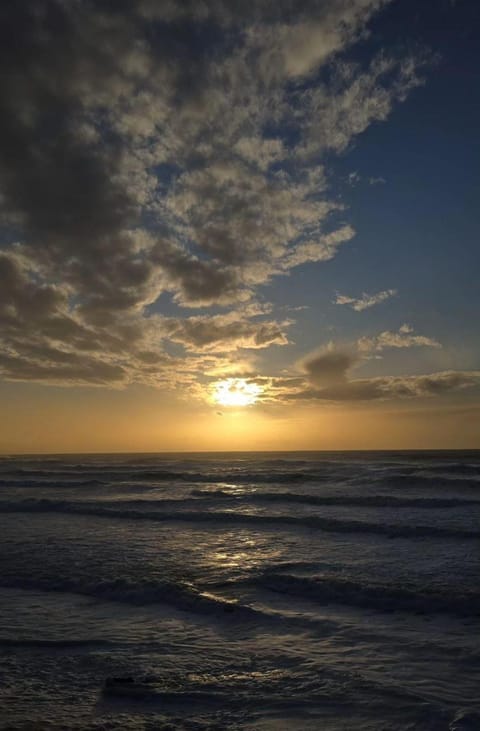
xmin=212 ymin=378 xmax=262 ymax=407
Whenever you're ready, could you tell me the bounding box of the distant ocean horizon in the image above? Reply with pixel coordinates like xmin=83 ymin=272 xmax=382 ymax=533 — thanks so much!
xmin=1 ymin=450 xmax=479 ymax=729
xmin=2 ymin=448 xmax=480 ymax=456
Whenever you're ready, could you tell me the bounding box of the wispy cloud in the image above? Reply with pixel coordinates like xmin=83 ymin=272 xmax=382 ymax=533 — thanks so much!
xmin=347 ymin=172 xmax=386 ymax=186
xmin=357 ymin=324 xmax=441 ymax=352
xmin=335 ymin=289 xmax=397 ymax=311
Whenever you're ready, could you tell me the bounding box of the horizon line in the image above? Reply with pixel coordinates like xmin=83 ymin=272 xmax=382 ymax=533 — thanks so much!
xmin=1 ymin=448 xmax=479 ymax=457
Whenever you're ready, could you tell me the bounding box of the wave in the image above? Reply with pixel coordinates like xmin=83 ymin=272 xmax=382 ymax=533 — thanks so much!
xmin=0 ymin=468 xmax=328 ymax=487
xmin=1 ymin=467 xmax=478 ymax=489
xmin=2 ymin=498 xmax=479 ymax=540
xmin=2 ymin=571 xmax=478 ymax=626
xmin=416 ymin=463 xmax=480 ymax=477
xmin=449 ymin=710 xmax=480 ymax=730
xmin=252 ymin=572 xmax=480 ymax=617
xmin=0 ymin=576 xmax=260 ymax=621
xmin=0 ymin=637 xmax=113 ymax=649
xmin=0 ymin=478 xmax=108 ymax=489
xmin=365 ymin=474 xmax=480 ymax=490
xmin=0 ymin=578 xmax=342 ymax=636
xmin=190 ymin=489 xmax=480 ymax=509
xmin=366 ymin=462 xmax=480 ymax=477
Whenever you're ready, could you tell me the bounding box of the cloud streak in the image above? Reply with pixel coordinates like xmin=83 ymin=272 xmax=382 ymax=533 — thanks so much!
xmin=335 ymin=288 xmax=397 ymax=311
xmin=282 ymin=370 xmax=480 ymax=403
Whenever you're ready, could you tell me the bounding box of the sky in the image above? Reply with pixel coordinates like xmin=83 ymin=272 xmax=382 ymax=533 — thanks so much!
xmin=0 ymin=0 xmax=479 ymax=452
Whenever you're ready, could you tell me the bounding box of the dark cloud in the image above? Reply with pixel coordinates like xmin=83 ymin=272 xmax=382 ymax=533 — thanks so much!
xmin=152 ymin=240 xmax=247 ymax=306
xmin=300 ymin=348 xmax=357 ymax=386
xmin=0 ymin=350 xmax=127 ymax=387
xmin=0 ymin=1 xmax=138 ymax=246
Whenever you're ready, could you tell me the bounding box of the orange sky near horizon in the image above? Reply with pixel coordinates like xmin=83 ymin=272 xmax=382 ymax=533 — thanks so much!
xmin=1 ymin=381 xmax=478 ymax=454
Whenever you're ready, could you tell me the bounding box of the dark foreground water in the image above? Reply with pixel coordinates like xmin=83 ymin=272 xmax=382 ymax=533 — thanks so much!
xmin=0 ymin=451 xmax=479 ymax=730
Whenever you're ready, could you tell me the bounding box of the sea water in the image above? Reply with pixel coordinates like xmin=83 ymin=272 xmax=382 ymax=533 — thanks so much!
xmin=0 ymin=451 xmax=479 ymax=730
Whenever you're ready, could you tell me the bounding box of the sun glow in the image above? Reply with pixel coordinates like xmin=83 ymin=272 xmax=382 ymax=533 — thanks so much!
xmin=212 ymin=378 xmax=262 ymax=407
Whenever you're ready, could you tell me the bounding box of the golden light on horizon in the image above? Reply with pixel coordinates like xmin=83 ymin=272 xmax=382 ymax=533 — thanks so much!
xmin=212 ymin=378 xmax=262 ymax=407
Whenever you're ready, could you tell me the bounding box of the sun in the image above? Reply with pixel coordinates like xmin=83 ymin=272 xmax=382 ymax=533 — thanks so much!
xmin=212 ymin=378 xmax=262 ymax=407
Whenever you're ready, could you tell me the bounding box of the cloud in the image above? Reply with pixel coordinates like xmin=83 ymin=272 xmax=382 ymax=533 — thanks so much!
xmin=0 ymin=1 xmax=430 ymax=387
xmin=283 ymin=370 xmax=480 ymax=402
xmin=299 ymin=53 xmax=425 ymax=156
xmin=254 ymin=339 xmax=477 ymax=405
xmin=357 ymin=324 xmax=441 ymax=352
xmin=283 ymin=225 xmax=356 ymax=269
xmin=347 ymin=171 xmax=386 ymax=186
xmin=347 ymin=171 xmax=362 ymax=185
xmin=233 ymin=340 xmax=480 ymax=403
xmin=299 ymin=346 xmax=358 ymax=386
xmin=254 ymin=1 xmax=390 ymax=80
xmin=335 ymin=288 xmax=397 ymax=311
xmin=297 ymin=325 xmax=442 ymax=395
xmin=161 ymin=311 xmax=291 ymax=352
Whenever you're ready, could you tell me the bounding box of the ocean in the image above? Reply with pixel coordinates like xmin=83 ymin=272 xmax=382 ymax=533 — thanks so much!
xmin=0 ymin=451 xmax=479 ymax=730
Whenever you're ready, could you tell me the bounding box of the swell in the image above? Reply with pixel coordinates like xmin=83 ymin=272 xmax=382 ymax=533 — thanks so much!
xmin=190 ymin=489 xmax=480 ymax=509
xmin=1 ymin=498 xmax=479 ymax=540
xmin=251 ymin=572 xmax=480 ymax=617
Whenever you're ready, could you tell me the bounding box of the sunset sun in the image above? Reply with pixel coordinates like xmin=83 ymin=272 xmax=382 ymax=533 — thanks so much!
xmin=212 ymin=378 xmax=262 ymax=407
